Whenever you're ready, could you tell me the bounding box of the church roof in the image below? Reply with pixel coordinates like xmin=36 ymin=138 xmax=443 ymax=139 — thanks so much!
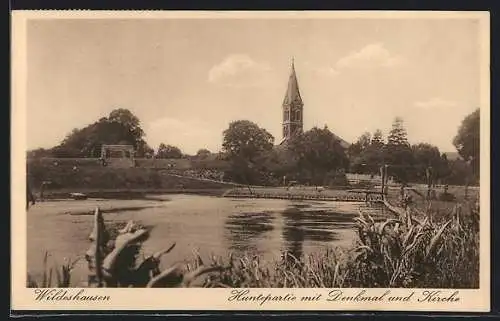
xmin=277 ymin=134 xmax=350 ymax=149
xmin=282 ymin=59 xmax=303 ymax=106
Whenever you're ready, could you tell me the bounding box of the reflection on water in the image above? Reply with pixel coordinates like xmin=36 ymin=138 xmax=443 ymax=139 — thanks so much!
xmin=224 ymin=211 xmax=275 ymax=253
xmin=281 ymin=205 xmax=355 ymax=260
xmin=281 ymin=207 xmax=306 ymax=260
xmin=223 ymin=200 xmax=381 ymax=260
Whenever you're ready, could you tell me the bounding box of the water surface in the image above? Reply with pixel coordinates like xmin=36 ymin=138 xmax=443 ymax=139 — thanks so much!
xmin=27 ymin=194 xmax=388 ymax=286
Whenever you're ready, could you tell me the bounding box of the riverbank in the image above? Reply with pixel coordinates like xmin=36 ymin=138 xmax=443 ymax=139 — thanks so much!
xmin=34 ymin=188 xmax=229 ymax=200
xmin=27 ymin=163 xmax=236 ymax=193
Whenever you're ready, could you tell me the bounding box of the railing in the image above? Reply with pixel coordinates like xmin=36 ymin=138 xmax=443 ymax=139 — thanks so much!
xmin=222 ymin=190 xmax=384 ymax=202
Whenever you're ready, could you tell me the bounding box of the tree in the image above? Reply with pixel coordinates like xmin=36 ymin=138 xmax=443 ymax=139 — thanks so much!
xmin=156 ymin=143 xmax=182 ymax=159
xmin=411 ymin=143 xmax=443 ymax=183
xmin=453 ymin=109 xmax=480 ymax=180
xmin=222 ymin=120 xmax=274 ymax=185
xmin=387 ymin=117 xmax=410 ymax=147
xmin=136 ymin=144 xmax=155 ymax=159
xmin=385 ymin=117 xmax=414 ymax=183
xmin=52 ymin=108 xmax=150 ymax=158
xmin=108 ymin=108 xmax=144 ymax=141
xmin=196 ymin=148 xmax=212 ymax=160
xmin=371 ymin=129 xmax=385 ymax=149
xmin=289 ymin=126 xmax=349 ymax=185
xmin=222 ymin=120 xmax=274 ymax=161
xmin=348 ymin=132 xmax=371 ymax=158
xmin=446 ymin=159 xmax=472 ymax=185
xmin=435 ymin=152 xmax=453 ymax=184
xmin=27 ymin=148 xmax=52 ymax=159
xmin=252 ymin=148 xmax=298 ymax=185
xmin=349 ymin=130 xmax=385 ymax=174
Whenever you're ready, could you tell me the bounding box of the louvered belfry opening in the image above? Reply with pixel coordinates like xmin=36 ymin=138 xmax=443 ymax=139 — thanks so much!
xmin=282 ymin=58 xmax=304 ymax=143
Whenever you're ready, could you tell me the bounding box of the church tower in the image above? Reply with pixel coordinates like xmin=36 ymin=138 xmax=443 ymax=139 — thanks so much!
xmin=281 ymin=58 xmax=304 ymax=143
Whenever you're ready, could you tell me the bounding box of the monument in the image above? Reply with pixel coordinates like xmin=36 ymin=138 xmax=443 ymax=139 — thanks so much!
xmin=100 ymin=144 xmax=135 ymax=168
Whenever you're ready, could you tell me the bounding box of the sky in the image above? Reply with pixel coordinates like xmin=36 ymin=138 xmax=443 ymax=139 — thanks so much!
xmin=26 ymin=17 xmax=482 ymax=154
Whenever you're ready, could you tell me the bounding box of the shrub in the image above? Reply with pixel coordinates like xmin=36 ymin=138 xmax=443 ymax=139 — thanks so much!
xmin=439 ymin=192 xmax=456 ymax=202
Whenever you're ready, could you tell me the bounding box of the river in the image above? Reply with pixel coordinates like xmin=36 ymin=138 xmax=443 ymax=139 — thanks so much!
xmin=26 ymin=194 xmax=389 ymax=286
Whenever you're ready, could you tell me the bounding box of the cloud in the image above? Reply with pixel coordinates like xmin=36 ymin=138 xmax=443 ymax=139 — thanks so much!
xmin=414 ymin=98 xmax=458 ymax=110
xmin=208 ymin=54 xmax=273 ymax=87
xmin=312 ymin=43 xmax=403 ymax=78
xmin=315 ymin=66 xmax=340 ymax=77
xmin=336 ymin=43 xmax=404 ymax=69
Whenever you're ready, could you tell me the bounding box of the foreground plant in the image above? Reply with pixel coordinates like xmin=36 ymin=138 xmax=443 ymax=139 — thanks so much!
xmin=27 ymin=251 xmax=80 ymax=288
xmin=84 ymin=207 xmax=226 ymax=288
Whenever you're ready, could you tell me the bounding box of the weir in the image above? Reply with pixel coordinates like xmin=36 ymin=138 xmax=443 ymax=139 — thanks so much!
xmin=222 ymin=188 xmax=385 ymax=203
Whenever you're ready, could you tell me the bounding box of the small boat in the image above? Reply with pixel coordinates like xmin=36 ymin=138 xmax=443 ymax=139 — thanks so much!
xmin=70 ymin=192 xmax=88 ymax=200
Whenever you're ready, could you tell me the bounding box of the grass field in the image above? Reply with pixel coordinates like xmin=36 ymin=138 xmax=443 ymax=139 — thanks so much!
xmin=27 ymin=162 xmax=235 ymax=195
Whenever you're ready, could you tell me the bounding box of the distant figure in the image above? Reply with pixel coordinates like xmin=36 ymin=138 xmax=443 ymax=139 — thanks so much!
xmin=73 ymin=165 xmax=78 ymax=172
xmin=400 ymin=184 xmax=405 ymax=200
xmin=39 ymin=181 xmax=48 ymax=202
xmin=26 ymin=181 xmax=35 ymax=210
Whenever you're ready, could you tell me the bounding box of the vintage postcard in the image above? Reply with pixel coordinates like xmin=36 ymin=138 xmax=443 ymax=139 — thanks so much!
xmin=11 ymin=10 xmax=490 ymax=312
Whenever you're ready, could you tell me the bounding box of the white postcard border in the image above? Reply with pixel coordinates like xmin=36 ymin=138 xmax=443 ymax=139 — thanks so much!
xmin=11 ymin=10 xmax=491 ymax=312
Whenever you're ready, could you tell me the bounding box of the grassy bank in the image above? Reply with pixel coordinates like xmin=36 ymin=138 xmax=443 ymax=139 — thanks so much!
xmin=28 ymin=197 xmax=479 ymax=288
xmin=27 ymin=162 xmax=235 ymax=194
xmin=34 ymin=188 xmax=229 ymax=200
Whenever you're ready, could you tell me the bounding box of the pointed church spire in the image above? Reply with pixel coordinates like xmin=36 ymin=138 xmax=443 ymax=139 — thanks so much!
xmin=283 ymin=57 xmax=302 ymax=106
xmin=281 ymin=58 xmax=304 ymax=144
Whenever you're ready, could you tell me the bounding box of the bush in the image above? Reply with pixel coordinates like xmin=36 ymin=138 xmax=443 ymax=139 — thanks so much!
xmin=325 ymin=170 xmax=348 ymax=187
xmin=439 ymin=192 xmax=456 ymax=202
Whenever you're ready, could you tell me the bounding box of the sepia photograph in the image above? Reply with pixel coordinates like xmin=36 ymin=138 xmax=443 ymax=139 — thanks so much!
xmin=11 ymin=10 xmax=490 ymax=311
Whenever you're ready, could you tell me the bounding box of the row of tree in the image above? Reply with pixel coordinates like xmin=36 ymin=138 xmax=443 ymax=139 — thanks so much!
xmin=155 ymin=144 xmax=214 ymax=160
xmin=348 ymin=111 xmax=479 ymax=185
xmin=28 ymin=108 xmax=213 ymax=161
xmin=220 ymin=120 xmax=349 ymax=186
xmin=220 ymin=110 xmax=480 ymax=186
xmin=28 ymin=107 xmax=480 ymax=186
